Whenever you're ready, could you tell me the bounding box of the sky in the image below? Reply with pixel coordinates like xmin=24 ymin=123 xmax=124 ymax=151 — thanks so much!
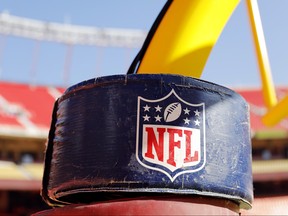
xmin=0 ymin=0 xmax=287 ymax=89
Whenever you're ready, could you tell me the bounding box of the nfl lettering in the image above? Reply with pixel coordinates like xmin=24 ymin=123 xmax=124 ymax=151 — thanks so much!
xmin=136 ymin=89 xmax=206 ymax=181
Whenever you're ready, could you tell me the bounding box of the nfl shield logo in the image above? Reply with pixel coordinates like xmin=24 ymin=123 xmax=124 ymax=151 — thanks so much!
xmin=136 ymin=89 xmax=206 ymax=182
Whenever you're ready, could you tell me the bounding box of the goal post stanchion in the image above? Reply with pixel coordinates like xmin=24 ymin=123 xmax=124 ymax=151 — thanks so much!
xmin=135 ymin=0 xmax=240 ymax=78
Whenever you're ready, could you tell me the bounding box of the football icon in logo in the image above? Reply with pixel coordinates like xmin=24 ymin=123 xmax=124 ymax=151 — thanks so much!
xmin=164 ymin=102 xmax=182 ymax=122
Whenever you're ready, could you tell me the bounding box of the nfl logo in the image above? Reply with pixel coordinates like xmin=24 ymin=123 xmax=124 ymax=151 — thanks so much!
xmin=136 ymin=89 xmax=206 ymax=182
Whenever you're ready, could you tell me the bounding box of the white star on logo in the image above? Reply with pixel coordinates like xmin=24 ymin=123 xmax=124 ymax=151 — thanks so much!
xmin=143 ymin=115 xmax=150 ymax=121
xmin=183 ymin=108 xmax=190 ymax=115
xmin=183 ymin=118 xmax=190 ymax=125
xmin=194 ymin=119 xmax=200 ymax=126
xmin=143 ymin=105 xmax=151 ymax=112
xmin=194 ymin=110 xmax=200 ymax=116
xmin=155 ymin=105 xmax=162 ymax=112
xmin=154 ymin=115 xmax=162 ymax=122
